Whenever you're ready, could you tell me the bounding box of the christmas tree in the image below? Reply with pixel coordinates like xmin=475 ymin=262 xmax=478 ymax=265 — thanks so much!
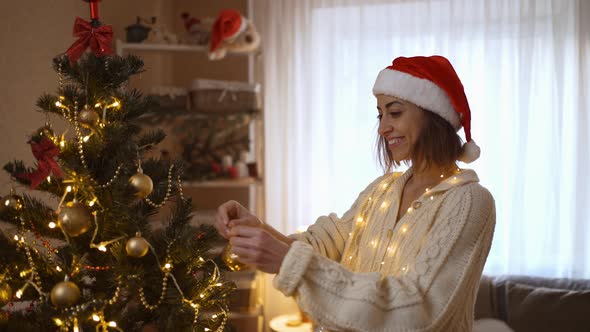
xmin=0 ymin=2 xmax=233 ymax=331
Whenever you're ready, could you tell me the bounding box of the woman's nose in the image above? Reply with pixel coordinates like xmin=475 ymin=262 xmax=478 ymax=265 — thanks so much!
xmin=378 ymin=121 xmax=392 ymax=137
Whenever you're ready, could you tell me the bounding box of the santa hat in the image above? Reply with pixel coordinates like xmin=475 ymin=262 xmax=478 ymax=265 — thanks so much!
xmin=372 ymin=55 xmax=480 ymax=163
xmin=209 ymin=9 xmax=248 ymax=54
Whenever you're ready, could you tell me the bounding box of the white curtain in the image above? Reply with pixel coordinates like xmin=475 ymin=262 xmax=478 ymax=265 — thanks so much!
xmin=254 ymin=0 xmax=590 ymax=279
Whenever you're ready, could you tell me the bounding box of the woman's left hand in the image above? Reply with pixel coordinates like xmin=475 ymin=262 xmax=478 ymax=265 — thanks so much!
xmin=228 ymin=220 xmax=291 ymax=274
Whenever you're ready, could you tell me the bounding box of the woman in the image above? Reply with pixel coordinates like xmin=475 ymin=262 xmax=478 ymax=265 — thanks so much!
xmin=215 ymin=56 xmax=510 ymax=332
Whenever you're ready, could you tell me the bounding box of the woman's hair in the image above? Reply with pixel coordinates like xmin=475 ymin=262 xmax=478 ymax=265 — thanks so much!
xmin=376 ymin=109 xmax=463 ymax=172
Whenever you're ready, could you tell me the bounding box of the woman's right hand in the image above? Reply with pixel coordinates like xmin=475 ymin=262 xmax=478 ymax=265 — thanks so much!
xmin=215 ymin=200 xmax=260 ymax=239
xmin=215 ymin=200 xmax=295 ymax=246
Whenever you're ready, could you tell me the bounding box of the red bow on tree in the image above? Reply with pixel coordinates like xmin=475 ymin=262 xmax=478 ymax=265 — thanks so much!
xmin=65 ymin=17 xmax=114 ymax=65
xmin=17 ymin=137 xmax=64 ymax=189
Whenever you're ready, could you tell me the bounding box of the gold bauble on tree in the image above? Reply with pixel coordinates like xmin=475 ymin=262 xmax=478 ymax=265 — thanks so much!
xmin=2 ymin=188 xmax=23 ymax=212
xmin=129 ymin=171 xmax=153 ymax=199
xmin=221 ymin=244 xmax=247 ymax=271
xmin=126 ymin=233 xmax=149 ymax=258
xmin=50 ymin=280 xmax=80 ymax=308
xmin=58 ymin=201 xmax=93 ymax=237
xmin=78 ymin=107 xmax=100 ymax=128
xmin=0 ymin=283 xmax=12 ymax=306
xmin=2 ymin=193 xmax=23 ymax=212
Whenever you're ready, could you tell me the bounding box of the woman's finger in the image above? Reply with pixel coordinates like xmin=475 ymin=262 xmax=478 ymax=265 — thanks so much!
xmin=228 ymin=216 xmax=262 ymax=229
xmin=229 ymin=225 xmax=265 ymax=238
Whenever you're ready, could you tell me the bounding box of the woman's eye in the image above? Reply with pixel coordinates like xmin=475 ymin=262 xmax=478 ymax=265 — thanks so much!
xmin=377 ymin=114 xmax=383 ymax=120
xmin=388 ymin=111 xmax=401 ymax=117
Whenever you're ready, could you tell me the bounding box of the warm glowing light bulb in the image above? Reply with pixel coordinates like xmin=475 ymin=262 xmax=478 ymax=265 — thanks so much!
xmin=380 ymin=202 xmax=388 ymax=209
xmin=16 ymin=290 xmax=23 ymax=298
xmin=430 ymin=196 xmax=434 ymax=200
xmin=199 ymin=293 xmax=205 ymax=298
xmin=59 ymin=140 xmax=65 ymax=148
xmin=164 ymin=263 xmax=172 ymax=269
xmin=107 ymin=322 xmax=117 ymax=327
xmin=82 ymin=136 xmax=90 ymax=142
xmin=48 ymin=222 xmax=57 ymax=229
xmin=356 ymin=217 xmax=363 ymax=223
xmin=94 ymin=103 xmax=101 ymax=108
xmin=13 ymin=235 xmax=19 ymax=241
xmin=66 ymin=186 xmax=72 ymax=192
xmin=215 ymin=283 xmax=222 ymax=287
xmin=92 ymin=314 xmax=100 ymax=322
xmin=112 ymin=101 xmax=120 ymax=107
xmin=349 ymin=256 xmax=353 ymax=260
xmin=212 ymin=314 xmax=218 ymax=319
xmin=55 ymin=101 xmax=62 ymax=107
xmin=73 ymin=325 xmax=79 ymax=332
xmin=381 ymin=261 xmax=385 ymax=265
xmin=54 ymin=318 xmax=64 ymax=326
xmin=440 ymin=174 xmax=444 ymax=178
xmin=401 ymin=226 xmax=407 ymax=233
xmin=98 ymin=245 xmax=107 ymax=252
xmin=47 ymin=176 xmax=51 ymax=183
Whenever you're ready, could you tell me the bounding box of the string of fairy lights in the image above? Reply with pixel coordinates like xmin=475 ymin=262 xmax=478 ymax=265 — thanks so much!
xmin=0 ymin=66 xmax=229 ymax=331
xmin=342 ymin=168 xmax=463 ymax=272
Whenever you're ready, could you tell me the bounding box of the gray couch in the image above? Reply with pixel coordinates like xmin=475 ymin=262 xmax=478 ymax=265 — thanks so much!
xmin=474 ymin=275 xmax=590 ymax=332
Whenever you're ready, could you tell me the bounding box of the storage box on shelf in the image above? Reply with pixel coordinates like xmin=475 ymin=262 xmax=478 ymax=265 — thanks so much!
xmin=117 ymin=39 xmax=265 ymax=332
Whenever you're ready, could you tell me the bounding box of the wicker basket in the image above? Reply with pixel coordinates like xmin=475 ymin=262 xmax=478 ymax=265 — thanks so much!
xmin=190 ymin=78 xmax=260 ymax=112
xmin=149 ymin=86 xmax=189 ymax=110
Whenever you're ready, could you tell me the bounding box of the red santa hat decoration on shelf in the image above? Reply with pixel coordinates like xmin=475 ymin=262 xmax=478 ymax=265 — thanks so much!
xmin=208 ymin=9 xmax=261 ymax=60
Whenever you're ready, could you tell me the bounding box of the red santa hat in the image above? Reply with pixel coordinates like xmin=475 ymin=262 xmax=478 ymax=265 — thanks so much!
xmin=209 ymin=9 xmax=248 ymax=54
xmin=372 ymin=55 xmax=480 ymax=163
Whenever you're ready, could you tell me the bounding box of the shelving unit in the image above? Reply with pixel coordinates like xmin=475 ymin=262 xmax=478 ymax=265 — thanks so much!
xmin=117 ymin=30 xmax=265 ymax=332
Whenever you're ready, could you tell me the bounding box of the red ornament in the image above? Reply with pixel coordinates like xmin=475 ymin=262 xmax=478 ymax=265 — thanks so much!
xmin=17 ymin=137 xmax=64 ymax=189
xmin=227 ymin=166 xmax=238 ymax=179
xmin=65 ymin=17 xmax=113 ymax=65
xmin=210 ymin=163 xmax=222 ymax=175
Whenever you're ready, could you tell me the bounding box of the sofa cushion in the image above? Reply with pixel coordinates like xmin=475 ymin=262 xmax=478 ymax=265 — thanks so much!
xmin=506 ymin=281 xmax=590 ymax=332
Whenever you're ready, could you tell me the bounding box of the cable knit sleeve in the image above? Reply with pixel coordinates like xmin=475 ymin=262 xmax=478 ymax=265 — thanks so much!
xmin=289 ymin=175 xmax=388 ymax=261
xmin=274 ymin=184 xmax=496 ymax=332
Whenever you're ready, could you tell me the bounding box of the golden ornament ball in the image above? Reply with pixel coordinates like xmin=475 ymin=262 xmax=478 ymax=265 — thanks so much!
xmin=129 ymin=172 xmax=153 ymax=198
xmin=0 ymin=283 xmax=12 ymax=306
xmin=58 ymin=202 xmax=93 ymax=237
xmin=221 ymin=244 xmax=247 ymax=271
xmin=50 ymin=281 xmax=80 ymax=308
xmin=126 ymin=235 xmax=149 ymax=258
xmin=2 ymin=194 xmax=23 ymax=212
xmin=78 ymin=108 xmax=100 ymax=127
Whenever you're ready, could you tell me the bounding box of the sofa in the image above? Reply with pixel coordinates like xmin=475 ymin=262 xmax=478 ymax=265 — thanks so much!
xmin=474 ymin=275 xmax=590 ymax=332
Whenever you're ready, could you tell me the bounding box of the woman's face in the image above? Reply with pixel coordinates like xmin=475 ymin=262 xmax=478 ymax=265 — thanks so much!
xmin=376 ymin=94 xmax=425 ymax=162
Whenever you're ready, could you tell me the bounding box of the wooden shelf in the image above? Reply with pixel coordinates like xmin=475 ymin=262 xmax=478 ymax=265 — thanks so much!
xmin=182 ymin=177 xmax=262 ymax=188
xmin=116 ymin=39 xmax=259 ymax=57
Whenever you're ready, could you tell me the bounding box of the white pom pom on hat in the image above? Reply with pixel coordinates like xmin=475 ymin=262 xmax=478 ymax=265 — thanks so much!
xmin=372 ymin=55 xmax=481 ymax=163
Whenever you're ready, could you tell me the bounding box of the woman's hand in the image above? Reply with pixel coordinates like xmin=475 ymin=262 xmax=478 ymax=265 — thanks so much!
xmin=215 ymin=200 xmax=260 ymax=239
xmin=228 ymin=223 xmax=291 ymax=274
xmin=215 ymin=200 xmax=296 ymax=274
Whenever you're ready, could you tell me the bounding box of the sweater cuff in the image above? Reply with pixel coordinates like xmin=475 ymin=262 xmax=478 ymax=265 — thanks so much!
xmin=273 ymin=241 xmax=314 ymax=296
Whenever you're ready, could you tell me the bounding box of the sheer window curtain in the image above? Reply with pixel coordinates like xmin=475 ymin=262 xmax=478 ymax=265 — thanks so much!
xmin=254 ymin=0 xmax=590 ymax=278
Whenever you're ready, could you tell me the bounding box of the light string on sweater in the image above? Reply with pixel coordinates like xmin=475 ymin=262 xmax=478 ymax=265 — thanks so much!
xmin=343 ymin=168 xmax=462 ymax=272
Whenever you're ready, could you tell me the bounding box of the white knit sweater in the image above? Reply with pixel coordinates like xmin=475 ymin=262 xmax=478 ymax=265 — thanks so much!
xmin=273 ymin=168 xmax=496 ymax=332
